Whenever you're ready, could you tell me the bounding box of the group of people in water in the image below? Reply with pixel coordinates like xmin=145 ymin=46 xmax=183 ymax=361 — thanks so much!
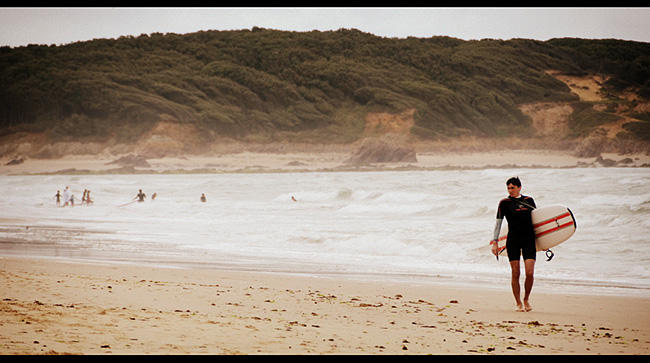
xmin=54 ymin=186 xmax=93 ymax=207
xmin=56 ymin=188 xmax=207 ymax=206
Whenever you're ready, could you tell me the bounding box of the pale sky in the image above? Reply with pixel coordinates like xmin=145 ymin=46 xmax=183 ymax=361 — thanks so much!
xmin=2 ymin=7 xmax=650 ymax=48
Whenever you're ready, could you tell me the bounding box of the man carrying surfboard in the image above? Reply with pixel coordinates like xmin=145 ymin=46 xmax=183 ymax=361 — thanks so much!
xmin=491 ymin=177 xmax=537 ymax=312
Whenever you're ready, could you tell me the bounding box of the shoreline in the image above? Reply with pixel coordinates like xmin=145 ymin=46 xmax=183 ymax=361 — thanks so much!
xmin=1 ymin=256 xmax=648 ymax=355
xmin=2 ymin=150 xmax=650 ymax=175
xmin=1 ymin=248 xmax=647 ymax=300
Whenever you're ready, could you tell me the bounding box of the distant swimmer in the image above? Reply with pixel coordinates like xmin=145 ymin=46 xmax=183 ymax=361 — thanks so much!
xmin=134 ymin=189 xmax=146 ymax=202
xmin=152 ymin=193 xmax=157 ymax=201
xmin=291 ymin=196 xmax=297 ymax=202
xmin=200 ymin=193 xmax=206 ymax=203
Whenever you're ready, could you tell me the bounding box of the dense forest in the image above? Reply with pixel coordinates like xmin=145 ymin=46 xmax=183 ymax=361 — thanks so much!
xmin=1 ymin=28 xmax=649 ymax=150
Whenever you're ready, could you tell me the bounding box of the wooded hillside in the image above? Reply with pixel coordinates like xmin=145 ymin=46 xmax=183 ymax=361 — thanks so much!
xmin=1 ymin=28 xmax=649 ymax=155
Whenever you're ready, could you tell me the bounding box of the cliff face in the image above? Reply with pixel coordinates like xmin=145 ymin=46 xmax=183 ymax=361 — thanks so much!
xmin=1 ymin=72 xmax=647 ymax=161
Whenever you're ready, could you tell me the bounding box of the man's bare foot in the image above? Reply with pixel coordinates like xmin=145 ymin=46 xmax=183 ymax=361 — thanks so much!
xmin=516 ymin=303 xmax=525 ymax=312
xmin=524 ymin=301 xmax=532 ymax=312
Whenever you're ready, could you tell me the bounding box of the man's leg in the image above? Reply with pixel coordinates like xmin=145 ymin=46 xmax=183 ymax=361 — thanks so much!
xmin=523 ymin=258 xmax=535 ymax=312
xmin=509 ymin=259 xmax=524 ymax=311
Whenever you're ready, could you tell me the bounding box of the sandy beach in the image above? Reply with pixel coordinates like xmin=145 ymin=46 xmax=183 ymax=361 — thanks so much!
xmin=1 ymin=256 xmax=648 ymax=355
xmin=1 ymin=149 xmax=649 ymax=175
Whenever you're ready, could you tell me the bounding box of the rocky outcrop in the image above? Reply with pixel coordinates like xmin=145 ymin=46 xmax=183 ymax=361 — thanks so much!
xmin=344 ymin=138 xmax=417 ymax=164
xmin=4 ymin=156 xmax=26 ymax=165
xmin=106 ymin=154 xmax=151 ymax=168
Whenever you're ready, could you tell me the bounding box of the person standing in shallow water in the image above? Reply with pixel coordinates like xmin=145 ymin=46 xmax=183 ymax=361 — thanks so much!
xmin=134 ymin=189 xmax=146 ymax=202
xmin=62 ymin=186 xmax=71 ymax=207
xmin=491 ymin=177 xmax=537 ymax=312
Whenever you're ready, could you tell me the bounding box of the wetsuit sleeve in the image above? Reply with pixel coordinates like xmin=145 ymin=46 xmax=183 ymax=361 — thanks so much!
xmin=492 ymin=218 xmax=503 ymax=242
xmin=493 ymin=199 xmax=505 ymax=242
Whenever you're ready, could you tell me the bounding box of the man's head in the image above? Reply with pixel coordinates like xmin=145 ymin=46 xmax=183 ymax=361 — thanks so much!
xmin=506 ymin=177 xmax=522 ymax=198
xmin=506 ymin=176 xmax=521 ymax=187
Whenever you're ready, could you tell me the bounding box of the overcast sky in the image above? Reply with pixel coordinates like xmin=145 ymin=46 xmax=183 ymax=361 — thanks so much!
xmin=2 ymin=7 xmax=650 ymax=47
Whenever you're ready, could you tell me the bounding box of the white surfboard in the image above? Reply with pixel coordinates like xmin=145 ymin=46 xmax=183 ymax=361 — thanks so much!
xmin=493 ymin=204 xmax=576 ymax=258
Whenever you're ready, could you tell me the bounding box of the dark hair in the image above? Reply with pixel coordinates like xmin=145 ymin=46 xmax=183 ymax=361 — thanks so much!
xmin=506 ymin=176 xmax=521 ymax=187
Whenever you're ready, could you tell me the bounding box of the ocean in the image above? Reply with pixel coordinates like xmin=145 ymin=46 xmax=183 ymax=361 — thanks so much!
xmin=1 ymin=168 xmax=649 ymax=297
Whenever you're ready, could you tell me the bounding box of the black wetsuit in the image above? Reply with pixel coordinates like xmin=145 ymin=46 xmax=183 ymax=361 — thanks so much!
xmin=497 ymin=195 xmax=537 ymax=261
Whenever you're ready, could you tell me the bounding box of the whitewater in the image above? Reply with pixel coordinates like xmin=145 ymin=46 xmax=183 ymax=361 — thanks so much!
xmin=1 ymin=168 xmax=649 ymax=297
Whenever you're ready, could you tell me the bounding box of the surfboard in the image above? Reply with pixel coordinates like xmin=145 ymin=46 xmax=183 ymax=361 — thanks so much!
xmin=117 ymin=200 xmax=138 ymax=208
xmin=493 ymin=204 xmax=576 ymax=258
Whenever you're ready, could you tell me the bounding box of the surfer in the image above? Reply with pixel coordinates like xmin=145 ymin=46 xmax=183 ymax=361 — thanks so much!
xmin=134 ymin=189 xmax=146 ymax=202
xmin=491 ymin=177 xmax=537 ymax=312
